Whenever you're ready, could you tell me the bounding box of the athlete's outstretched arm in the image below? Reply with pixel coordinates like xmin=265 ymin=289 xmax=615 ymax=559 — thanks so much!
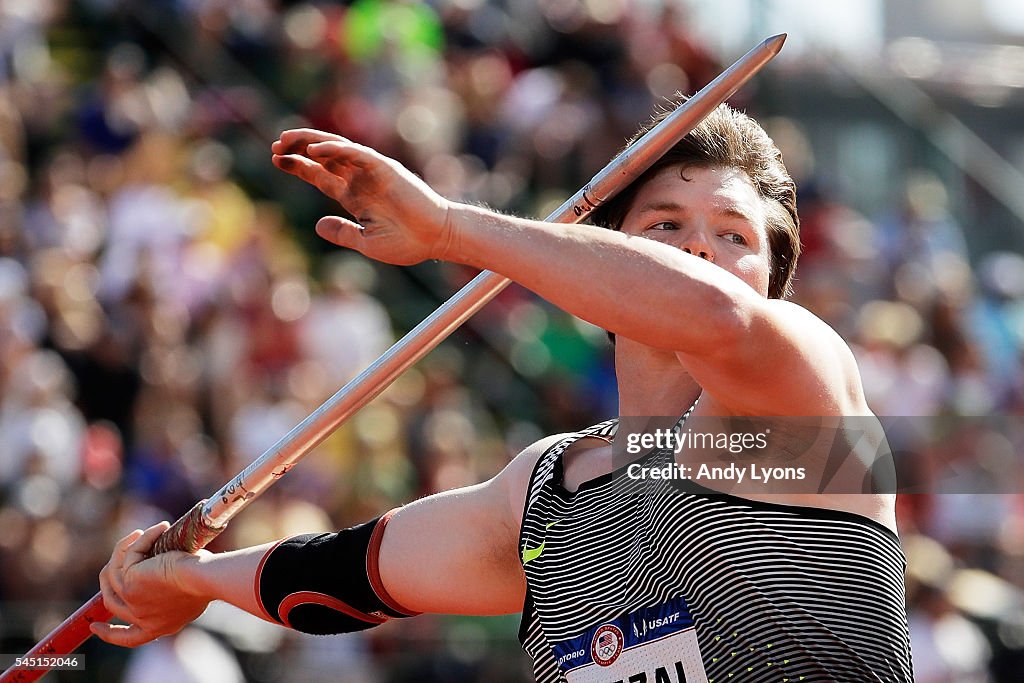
xmin=90 ymin=435 xmax=556 ymax=647
xmin=271 ymin=130 xmax=866 ymax=416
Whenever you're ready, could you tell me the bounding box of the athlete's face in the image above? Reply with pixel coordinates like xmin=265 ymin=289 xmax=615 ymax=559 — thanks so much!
xmin=619 ymin=165 xmax=772 ymax=298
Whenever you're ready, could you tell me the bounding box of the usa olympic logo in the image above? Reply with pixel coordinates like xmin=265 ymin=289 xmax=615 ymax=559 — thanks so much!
xmin=591 ymin=624 xmax=624 ymax=666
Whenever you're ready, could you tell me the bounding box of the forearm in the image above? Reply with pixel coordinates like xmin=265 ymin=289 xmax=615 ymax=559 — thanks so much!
xmin=95 ymin=518 xmax=418 ymax=646
xmin=273 ymin=133 xmax=750 ymax=352
xmin=445 ymin=204 xmax=753 ymax=351
xmin=272 ymin=132 xmax=753 ymax=352
xmin=183 ymin=543 xmax=277 ymax=621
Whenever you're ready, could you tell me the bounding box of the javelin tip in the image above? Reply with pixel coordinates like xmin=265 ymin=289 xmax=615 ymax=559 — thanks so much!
xmin=764 ymin=33 xmax=787 ymax=54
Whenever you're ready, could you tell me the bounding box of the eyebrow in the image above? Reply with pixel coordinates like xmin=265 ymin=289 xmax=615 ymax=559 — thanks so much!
xmin=634 ymin=201 xmax=759 ymax=226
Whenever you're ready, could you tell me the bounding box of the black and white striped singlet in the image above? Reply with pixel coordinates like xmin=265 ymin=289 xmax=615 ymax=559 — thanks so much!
xmin=518 ymin=420 xmax=914 ymax=682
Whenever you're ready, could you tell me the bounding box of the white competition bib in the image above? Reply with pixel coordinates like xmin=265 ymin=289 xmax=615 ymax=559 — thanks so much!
xmin=551 ymin=596 xmax=708 ymax=683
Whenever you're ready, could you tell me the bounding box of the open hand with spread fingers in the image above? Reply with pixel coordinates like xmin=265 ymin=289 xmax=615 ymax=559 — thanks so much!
xmin=271 ymin=129 xmax=456 ymax=266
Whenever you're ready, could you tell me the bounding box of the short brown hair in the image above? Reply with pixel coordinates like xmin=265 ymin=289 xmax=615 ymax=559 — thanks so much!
xmin=590 ymin=101 xmax=800 ymax=299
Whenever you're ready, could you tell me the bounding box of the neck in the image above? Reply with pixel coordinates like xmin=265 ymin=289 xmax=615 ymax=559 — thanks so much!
xmin=615 ymin=340 xmax=701 ymax=417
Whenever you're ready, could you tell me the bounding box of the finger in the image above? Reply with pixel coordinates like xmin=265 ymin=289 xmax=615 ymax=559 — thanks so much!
xmin=115 ymin=529 xmax=144 ymax=554
xmin=125 ymin=521 xmax=171 ymax=566
xmin=316 ymin=216 xmax=365 ymax=250
xmin=90 ymin=622 xmax=153 ymax=648
xmin=272 ymin=129 xmax=346 ymax=155
xmin=272 ymin=154 xmax=350 ymax=201
xmin=98 ymin=562 xmax=134 ymax=623
xmin=306 ymin=141 xmax=375 ymax=170
xmin=272 ymin=129 xmax=345 ymax=155
xmin=107 ymin=529 xmax=143 ymax=610
xmin=271 ymin=153 xmax=321 ymax=177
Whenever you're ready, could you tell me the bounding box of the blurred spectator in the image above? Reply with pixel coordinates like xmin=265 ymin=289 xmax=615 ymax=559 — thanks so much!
xmin=300 ymin=255 xmax=393 ymax=388
xmin=121 ymin=627 xmax=245 ymax=683
xmin=905 ymin=535 xmax=993 ymax=683
xmin=0 ymin=349 xmax=85 ymax=488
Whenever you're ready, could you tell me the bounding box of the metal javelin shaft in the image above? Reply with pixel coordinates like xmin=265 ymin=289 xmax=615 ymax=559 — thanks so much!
xmin=1 ymin=33 xmax=785 ymax=682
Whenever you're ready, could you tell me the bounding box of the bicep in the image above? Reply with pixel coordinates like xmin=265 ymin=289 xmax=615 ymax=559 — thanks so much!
xmin=376 ymin=481 xmax=526 ymax=616
xmin=375 ymin=434 xmax=562 ymax=616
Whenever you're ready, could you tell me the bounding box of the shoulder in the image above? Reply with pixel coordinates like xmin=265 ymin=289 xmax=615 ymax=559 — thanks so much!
xmin=501 ymin=432 xmax=571 ymax=494
xmin=769 ymin=301 xmax=869 ymax=414
xmin=693 ymin=298 xmax=870 ymax=416
xmin=490 ymin=432 xmax=572 ymax=530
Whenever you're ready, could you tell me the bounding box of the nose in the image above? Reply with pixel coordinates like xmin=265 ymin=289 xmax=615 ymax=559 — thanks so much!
xmin=682 ymin=232 xmax=714 ymax=262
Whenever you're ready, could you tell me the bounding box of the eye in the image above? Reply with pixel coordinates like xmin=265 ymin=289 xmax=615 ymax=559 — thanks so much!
xmin=723 ymin=232 xmax=747 ymax=245
xmin=648 ymin=221 xmax=678 ymax=231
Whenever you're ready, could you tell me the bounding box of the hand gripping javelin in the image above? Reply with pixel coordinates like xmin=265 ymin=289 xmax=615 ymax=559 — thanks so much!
xmin=1 ymin=33 xmax=785 ymax=682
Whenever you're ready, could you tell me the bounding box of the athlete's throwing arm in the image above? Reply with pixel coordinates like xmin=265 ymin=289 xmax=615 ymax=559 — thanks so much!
xmin=269 ymin=128 xmax=865 ymax=418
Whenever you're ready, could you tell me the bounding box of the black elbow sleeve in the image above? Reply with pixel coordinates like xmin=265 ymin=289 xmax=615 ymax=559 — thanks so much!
xmin=255 ymin=508 xmax=419 ymax=635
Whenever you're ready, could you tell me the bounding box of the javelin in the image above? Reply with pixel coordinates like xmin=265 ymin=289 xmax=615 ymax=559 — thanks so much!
xmin=1 ymin=33 xmax=785 ymax=682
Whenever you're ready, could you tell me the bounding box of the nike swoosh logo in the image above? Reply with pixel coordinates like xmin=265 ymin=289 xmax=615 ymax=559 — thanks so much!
xmin=522 ymin=521 xmax=560 ymax=564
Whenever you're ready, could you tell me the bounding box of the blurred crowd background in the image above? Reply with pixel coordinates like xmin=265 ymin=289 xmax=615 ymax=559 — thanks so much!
xmin=1 ymin=0 xmax=1023 ymax=681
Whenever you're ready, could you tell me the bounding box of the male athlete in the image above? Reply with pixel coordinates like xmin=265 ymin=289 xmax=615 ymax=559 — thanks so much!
xmin=93 ymin=103 xmax=914 ymax=682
